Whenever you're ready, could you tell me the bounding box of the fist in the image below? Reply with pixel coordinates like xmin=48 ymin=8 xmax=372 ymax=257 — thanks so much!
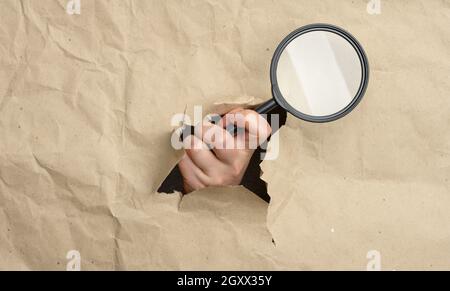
xmin=179 ymin=108 xmax=272 ymax=193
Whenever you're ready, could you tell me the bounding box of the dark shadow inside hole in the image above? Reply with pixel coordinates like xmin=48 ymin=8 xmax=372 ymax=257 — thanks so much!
xmin=158 ymin=149 xmax=271 ymax=202
xmin=157 ymin=106 xmax=287 ymax=203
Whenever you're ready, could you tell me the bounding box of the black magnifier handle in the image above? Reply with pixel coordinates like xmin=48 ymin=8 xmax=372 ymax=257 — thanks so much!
xmin=255 ymin=99 xmax=279 ymax=115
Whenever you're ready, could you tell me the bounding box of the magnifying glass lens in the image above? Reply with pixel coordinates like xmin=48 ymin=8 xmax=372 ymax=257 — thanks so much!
xmin=277 ymin=31 xmax=363 ymax=117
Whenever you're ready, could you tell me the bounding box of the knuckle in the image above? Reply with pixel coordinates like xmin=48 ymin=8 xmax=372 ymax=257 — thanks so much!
xmin=209 ymin=166 xmax=242 ymax=186
xmin=229 ymin=164 xmax=243 ymax=180
xmin=211 ymin=175 xmax=225 ymax=187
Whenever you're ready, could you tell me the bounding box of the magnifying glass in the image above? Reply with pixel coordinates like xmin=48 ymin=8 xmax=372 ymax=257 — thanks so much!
xmin=182 ymin=23 xmax=369 ymax=138
xmin=256 ymin=23 xmax=369 ymax=123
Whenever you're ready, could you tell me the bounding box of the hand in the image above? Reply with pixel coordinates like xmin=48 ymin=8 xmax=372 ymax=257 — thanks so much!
xmin=179 ymin=108 xmax=272 ymax=193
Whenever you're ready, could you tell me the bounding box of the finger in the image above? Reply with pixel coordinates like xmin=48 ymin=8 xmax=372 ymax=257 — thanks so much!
xmin=217 ymin=107 xmax=244 ymax=130
xmin=199 ymin=120 xmax=255 ymax=170
xmin=183 ymin=135 xmax=222 ymax=174
xmin=202 ymin=123 xmax=245 ymax=165
xmin=222 ymin=109 xmax=272 ymax=145
xmin=198 ymin=121 xmax=236 ymax=159
xmin=178 ymin=154 xmax=206 ymax=192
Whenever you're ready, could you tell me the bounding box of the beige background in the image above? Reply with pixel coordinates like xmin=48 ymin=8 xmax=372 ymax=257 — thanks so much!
xmin=0 ymin=0 xmax=449 ymax=270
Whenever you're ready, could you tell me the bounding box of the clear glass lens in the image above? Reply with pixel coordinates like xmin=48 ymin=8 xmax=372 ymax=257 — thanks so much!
xmin=277 ymin=31 xmax=363 ymax=117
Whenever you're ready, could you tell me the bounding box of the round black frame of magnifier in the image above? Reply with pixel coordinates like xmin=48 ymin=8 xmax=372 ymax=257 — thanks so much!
xmin=270 ymin=23 xmax=370 ymax=123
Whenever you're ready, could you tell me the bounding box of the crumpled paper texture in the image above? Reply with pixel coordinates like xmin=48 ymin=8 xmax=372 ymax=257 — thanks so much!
xmin=0 ymin=0 xmax=449 ymax=270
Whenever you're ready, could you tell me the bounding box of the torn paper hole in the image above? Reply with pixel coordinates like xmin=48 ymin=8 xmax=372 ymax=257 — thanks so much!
xmin=157 ymin=96 xmax=284 ymax=203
